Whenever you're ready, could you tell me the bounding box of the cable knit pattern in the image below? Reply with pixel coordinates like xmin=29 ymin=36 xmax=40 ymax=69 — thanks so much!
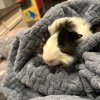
xmin=1 ymin=0 xmax=100 ymax=100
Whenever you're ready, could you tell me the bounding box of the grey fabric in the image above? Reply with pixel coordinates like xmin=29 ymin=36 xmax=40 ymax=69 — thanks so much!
xmin=30 ymin=95 xmax=90 ymax=100
xmin=1 ymin=0 xmax=100 ymax=100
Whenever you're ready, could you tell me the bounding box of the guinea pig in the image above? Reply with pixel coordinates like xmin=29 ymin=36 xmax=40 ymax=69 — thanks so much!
xmin=42 ymin=17 xmax=93 ymax=66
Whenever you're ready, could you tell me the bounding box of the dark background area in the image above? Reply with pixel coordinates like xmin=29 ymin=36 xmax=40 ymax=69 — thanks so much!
xmin=44 ymin=0 xmax=66 ymax=11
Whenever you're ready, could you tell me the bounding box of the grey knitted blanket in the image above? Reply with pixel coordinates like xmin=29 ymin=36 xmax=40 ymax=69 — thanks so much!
xmin=1 ymin=0 xmax=100 ymax=100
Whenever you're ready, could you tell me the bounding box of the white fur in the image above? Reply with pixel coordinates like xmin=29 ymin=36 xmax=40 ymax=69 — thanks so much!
xmin=43 ymin=17 xmax=92 ymax=66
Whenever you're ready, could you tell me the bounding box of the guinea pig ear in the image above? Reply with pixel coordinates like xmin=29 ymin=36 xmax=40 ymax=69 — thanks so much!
xmin=68 ymin=31 xmax=83 ymax=41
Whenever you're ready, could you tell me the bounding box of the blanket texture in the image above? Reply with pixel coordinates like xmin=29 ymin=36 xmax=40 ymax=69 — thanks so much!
xmin=1 ymin=0 xmax=100 ymax=100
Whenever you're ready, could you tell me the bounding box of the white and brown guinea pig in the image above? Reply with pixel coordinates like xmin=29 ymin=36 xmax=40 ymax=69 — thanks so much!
xmin=42 ymin=17 xmax=93 ymax=66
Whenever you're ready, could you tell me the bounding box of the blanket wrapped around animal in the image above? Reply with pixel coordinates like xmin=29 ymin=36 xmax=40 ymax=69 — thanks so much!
xmin=1 ymin=0 xmax=100 ymax=100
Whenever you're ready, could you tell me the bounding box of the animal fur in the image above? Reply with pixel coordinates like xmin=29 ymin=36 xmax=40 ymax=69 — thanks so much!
xmin=42 ymin=17 xmax=93 ymax=66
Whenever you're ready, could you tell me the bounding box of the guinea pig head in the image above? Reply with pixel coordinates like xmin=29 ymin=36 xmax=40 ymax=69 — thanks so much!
xmin=42 ymin=18 xmax=83 ymax=66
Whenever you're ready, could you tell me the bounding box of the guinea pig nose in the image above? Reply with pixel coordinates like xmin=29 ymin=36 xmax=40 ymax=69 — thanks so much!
xmin=46 ymin=60 xmax=53 ymax=64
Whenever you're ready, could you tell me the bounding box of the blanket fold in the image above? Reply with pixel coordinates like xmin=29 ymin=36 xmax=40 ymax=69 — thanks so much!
xmin=1 ymin=0 xmax=100 ymax=100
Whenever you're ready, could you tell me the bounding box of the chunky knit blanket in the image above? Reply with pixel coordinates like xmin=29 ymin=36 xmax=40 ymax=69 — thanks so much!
xmin=1 ymin=0 xmax=100 ymax=100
